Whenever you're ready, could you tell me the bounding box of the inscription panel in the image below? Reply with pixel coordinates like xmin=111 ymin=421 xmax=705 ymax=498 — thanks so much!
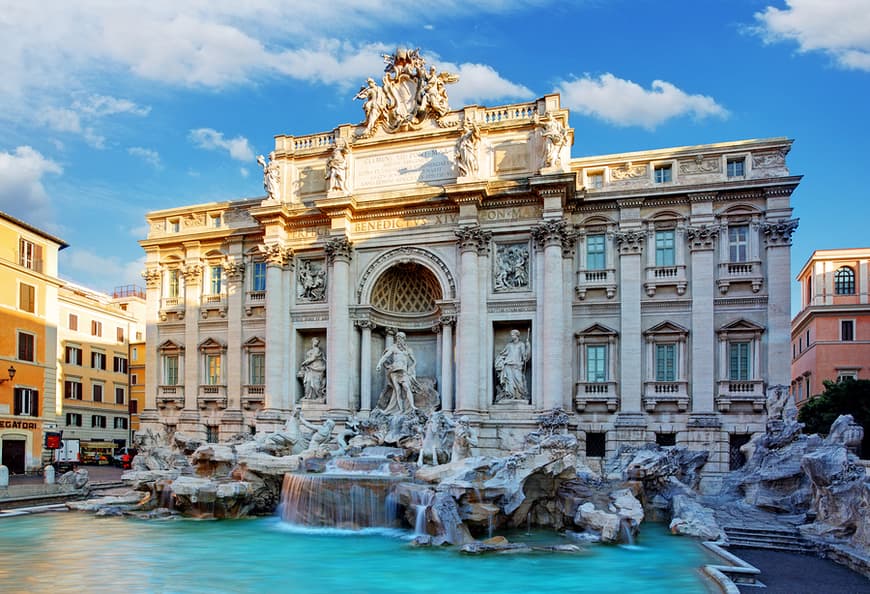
xmin=355 ymin=147 xmax=456 ymax=189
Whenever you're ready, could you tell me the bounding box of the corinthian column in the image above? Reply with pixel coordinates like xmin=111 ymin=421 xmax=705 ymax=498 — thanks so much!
xmin=532 ymin=219 xmax=569 ymax=411
xmin=614 ymin=230 xmax=644 ymax=413
xmin=223 ymin=258 xmax=245 ymax=433
xmin=687 ymin=224 xmax=718 ymax=414
xmin=140 ymin=267 xmax=162 ymax=433
xmin=180 ymin=262 xmax=203 ymax=437
xmin=455 ymin=225 xmax=489 ymax=414
xmin=257 ymin=242 xmax=291 ymax=432
xmin=762 ymin=217 xmax=799 ymax=388
xmin=326 ymin=236 xmax=353 ymax=417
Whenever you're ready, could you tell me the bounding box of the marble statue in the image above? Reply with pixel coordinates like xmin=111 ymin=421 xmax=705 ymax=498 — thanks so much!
xmin=417 ymin=412 xmax=452 ymax=467
xmin=494 ymin=245 xmax=529 ymax=291
xmin=354 ymin=48 xmax=458 ymax=137
xmin=257 ymin=152 xmax=280 ymax=201
xmin=495 ymin=329 xmax=531 ymax=402
xmin=297 ymin=338 xmax=326 ymax=400
xmin=376 ymin=331 xmax=417 ymax=412
xmin=325 ymin=144 xmax=349 ymax=192
xmin=302 ymin=418 xmax=336 ymax=456
xmin=297 ymin=260 xmax=326 ymax=301
xmin=266 ymin=406 xmax=318 ymax=454
xmin=451 ymin=416 xmax=477 ymax=462
xmin=455 ymin=119 xmax=480 ymax=177
xmin=539 ymin=113 xmax=568 ymax=169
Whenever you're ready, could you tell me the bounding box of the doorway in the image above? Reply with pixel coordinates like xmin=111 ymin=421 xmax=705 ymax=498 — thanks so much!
xmin=1 ymin=438 xmax=26 ymax=474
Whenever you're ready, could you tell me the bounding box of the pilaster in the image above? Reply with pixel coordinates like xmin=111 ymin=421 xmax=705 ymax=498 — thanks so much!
xmin=762 ymin=216 xmax=799 ymax=387
xmin=615 ymin=230 xmax=644 ymax=413
xmin=257 ymin=241 xmax=292 ymax=432
xmin=687 ymin=224 xmax=718 ymax=413
xmin=325 ymin=235 xmax=353 ymax=418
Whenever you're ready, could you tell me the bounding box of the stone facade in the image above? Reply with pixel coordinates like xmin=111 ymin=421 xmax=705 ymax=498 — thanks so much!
xmin=139 ymin=52 xmax=800 ymax=485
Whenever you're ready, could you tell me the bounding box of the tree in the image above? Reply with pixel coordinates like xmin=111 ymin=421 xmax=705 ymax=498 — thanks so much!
xmin=798 ymin=379 xmax=870 ymax=457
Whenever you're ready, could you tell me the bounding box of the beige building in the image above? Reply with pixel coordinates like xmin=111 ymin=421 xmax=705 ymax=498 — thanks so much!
xmin=58 ymin=283 xmax=145 ymax=452
xmin=139 ymin=52 xmax=799 ymax=485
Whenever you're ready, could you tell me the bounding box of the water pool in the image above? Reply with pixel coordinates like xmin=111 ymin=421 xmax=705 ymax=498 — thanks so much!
xmin=0 ymin=513 xmax=716 ymax=593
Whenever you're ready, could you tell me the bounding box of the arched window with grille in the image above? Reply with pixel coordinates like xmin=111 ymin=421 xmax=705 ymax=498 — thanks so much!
xmin=835 ymin=266 xmax=855 ymax=295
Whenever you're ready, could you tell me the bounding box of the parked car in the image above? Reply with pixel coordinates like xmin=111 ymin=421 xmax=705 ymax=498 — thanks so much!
xmin=113 ymin=447 xmax=138 ymax=469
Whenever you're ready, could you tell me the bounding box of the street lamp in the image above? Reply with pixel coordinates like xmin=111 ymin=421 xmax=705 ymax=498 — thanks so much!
xmin=0 ymin=365 xmax=15 ymax=384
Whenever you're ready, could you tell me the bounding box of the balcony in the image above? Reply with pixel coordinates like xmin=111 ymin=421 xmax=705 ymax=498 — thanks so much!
xmin=575 ymin=268 xmax=617 ymax=300
xmin=200 ymin=293 xmax=227 ymax=318
xmin=574 ymin=381 xmax=619 ymax=412
xmin=717 ymin=261 xmax=763 ymax=294
xmin=245 ymin=290 xmax=266 ymax=316
xmin=644 ymin=265 xmax=687 ymax=297
xmin=198 ymin=384 xmax=227 ymax=409
xmin=157 ymin=385 xmax=183 ymax=408
xmin=716 ymin=380 xmax=765 ymax=412
xmin=242 ymin=384 xmax=265 ymax=410
xmin=643 ymin=381 xmax=689 ymax=412
xmin=160 ymin=296 xmax=184 ymax=321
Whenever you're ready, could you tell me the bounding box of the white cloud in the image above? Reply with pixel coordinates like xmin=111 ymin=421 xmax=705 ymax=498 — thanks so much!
xmin=189 ymin=128 xmax=255 ymax=162
xmin=128 ymin=146 xmax=162 ymax=168
xmin=439 ymin=62 xmax=535 ymax=106
xmin=556 ymin=73 xmax=728 ymax=130
xmin=240 ymin=167 xmax=249 ymax=178
xmin=753 ymin=1 xmax=870 ymax=71
xmin=0 ymin=146 xmax=62 ymax=223
xmin=34 ymin=94 xmax=148 ymax=147
xmin=61 ymin=250 xmax=146 ymax=291
xmin=73 ymin=94 xmax=151 ymax=117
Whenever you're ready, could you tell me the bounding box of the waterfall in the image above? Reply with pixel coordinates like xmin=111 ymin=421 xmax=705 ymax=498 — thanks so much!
xmin=619 ymin=518 xmax=636 ymax=546
xmin=410 ymin=490 xmax=435 ymax=536
xmin=280 ymin=473 xmax=402 ymax=530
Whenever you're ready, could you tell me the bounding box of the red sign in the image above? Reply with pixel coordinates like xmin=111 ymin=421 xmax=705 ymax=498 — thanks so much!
xmin=45 ymin=432 xmax=62 ymax=449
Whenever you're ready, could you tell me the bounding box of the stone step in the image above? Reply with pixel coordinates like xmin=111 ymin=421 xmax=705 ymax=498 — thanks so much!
xmin=723 ymin=526 xmax=816 ymax=554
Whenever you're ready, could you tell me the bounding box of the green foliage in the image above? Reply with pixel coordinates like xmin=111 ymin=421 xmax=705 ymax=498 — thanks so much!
xmin=798 ymin=379 xmax=870 ymax=455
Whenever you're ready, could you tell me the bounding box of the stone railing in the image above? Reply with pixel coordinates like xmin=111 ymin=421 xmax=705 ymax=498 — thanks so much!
xmin=157 ymin=386 xmax=183 ymax=409
xmin=717 ymin=261 xmax=763 ymax=294
xmin=643 ymin=381 xmax=689 ymax=412
xmin=574 ymin=381 xmax=619 ymax=412
xmin=716 ymin=380 xmax=765 ymax=412
xmin=644 ymin=265 xmax=687 ymax=296
xmin=482 ymin=102 xmax=537 ymax=125
xmin=242 ymin=386 xmax=265 ymax=410
xmin=292 ymin=132 xmax=336 ymax=153
xmin=575 ymin=268 xmax=617 ymax=299
xmin=198 ymin=385 xmax=227 ymax=410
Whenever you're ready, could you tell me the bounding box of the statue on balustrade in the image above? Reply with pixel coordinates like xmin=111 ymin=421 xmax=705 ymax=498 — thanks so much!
xmin=495 ymin=329 xmax=531 ymax=402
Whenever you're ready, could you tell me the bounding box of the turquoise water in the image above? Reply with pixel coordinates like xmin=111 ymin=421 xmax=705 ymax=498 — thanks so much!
xmin=0 ymin=513 xmax=715 ymax=593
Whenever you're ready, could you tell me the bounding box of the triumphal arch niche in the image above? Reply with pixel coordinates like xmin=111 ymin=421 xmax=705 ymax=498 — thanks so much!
xmin=140 ymin=47 xmax=800 ymax=482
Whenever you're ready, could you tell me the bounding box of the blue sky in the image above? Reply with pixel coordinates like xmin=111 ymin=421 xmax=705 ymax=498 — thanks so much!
xmin=1 ymin=0 xmax=868 ymax=316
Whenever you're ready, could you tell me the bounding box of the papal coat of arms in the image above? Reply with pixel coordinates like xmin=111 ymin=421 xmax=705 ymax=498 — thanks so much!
xmin=355 ymin=48 xmax=459 ymax=138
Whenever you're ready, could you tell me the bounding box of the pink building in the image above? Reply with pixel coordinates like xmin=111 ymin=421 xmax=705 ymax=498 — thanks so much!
xmin=791 ymin=248 xmax=870 ymax=406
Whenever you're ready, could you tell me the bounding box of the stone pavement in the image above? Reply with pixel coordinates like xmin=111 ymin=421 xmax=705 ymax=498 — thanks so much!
xmin=7 ymin=464 xmax=123 ymax=486
xmin=734 ymin=548 xmax=869 ymax=593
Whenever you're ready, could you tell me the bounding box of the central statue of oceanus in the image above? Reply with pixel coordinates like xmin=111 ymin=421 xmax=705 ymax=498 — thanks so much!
xmin=354 ymin=48 xmax=459 ymax=138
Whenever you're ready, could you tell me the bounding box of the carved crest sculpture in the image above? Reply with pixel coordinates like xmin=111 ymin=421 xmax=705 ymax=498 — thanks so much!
xmin=355 ymin=48 xmax=459 ymax=138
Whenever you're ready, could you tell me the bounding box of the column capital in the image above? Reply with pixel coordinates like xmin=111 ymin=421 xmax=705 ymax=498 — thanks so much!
xmin=686 ymin=224 xmax=719 ymax=251
xmin=224 ymin=259 xmax=246 ymax=282
xmin=181 ymin=263 xmax=202 ymax=282
xmin=614 ymin=230 xmax=645 ymax=255
xmin=531 ymin=218 xmax=572 ymax=250
xmin=354 ymin=319 xmax=376 ymax=330
xmin=142 ymin=267 xmax=161 ymax=289
xmin=325 ymin=235 xmax=353 ymax=263
xmin=455 ymin=224 xmax=491 ymax=253
xmin=258 ymin=242 xmax=293 ymax=267
xmin=761 ymin=218 xmax=799 ymax=246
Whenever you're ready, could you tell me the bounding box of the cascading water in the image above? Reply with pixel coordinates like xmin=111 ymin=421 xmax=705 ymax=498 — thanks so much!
xmin=410 ymin=490 xmax=435 ymax=536
xmin=619 ymin=518 xmax=636 ymax=547
xmin=279 ymin=473 xmax=402 ymax=530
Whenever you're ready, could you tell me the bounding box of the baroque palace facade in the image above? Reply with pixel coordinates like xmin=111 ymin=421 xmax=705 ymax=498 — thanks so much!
xmin=140 ymin=50 xmax=799 ymax=483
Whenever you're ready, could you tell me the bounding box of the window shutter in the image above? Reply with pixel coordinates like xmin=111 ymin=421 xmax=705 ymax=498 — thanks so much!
xmin=32 ymin=391 xmax=38 ymax=416
xmin=34 ymin=244 xmax=43 ymax=272
xmin=13 ymin=388 xmax=21 ymax=415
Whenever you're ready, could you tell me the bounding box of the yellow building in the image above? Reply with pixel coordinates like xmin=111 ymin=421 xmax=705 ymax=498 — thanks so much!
xmin=0 ymin=211 xmax=67 ymax=474
xmin=129 ymin=335 xmax=146 ymax=438
xmin=58 ymin=283 xmax=145 ymax=455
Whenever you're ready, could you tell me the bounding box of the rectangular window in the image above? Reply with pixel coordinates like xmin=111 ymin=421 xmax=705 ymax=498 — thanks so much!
xmin=727 ymin=158 xmax=745 ymax=177
xmin=116 ymin=327 xmax=125 ymax=342
xmin=729 ymin=342 xmax=751 ymax=381
xmin=252 ymin=261 xmax=267 ymax=292
xmin=64 ymin=380 xmax=82 ymax=400
xmin=66 ymin=413 xmax=82 ymax=427
xmin=65 ymin=345 xmax=83 ymax=365
xmin=168 ymin=269 xmax=180 ymax=298
xmin=728 ymin=225 xmax=749 ymax=262
xmin=656 ymin=433 xmax=676 ymax=447
xmin=92 ymin=383 xmax=104 ymax=403
xmin=655 ymin=230 xmax=675 ymax=266
xmin=586 ymin=234 xmax=606 ymax=270
xmin=130 ymin=374 xmax=138 ymax=386
xmin=210 ymin=266 xmax=222 ymax=295
xmin=206 ymin=425 xmax=219 ymax=443
xmin=585 ymin=432 xmax=606 ymax=457
xmin=115 ymin=387 xmax=125 ymax=405
xmin=19 ymin=238 xmax=43 ymax=271
xmin=210 ymin=214 xmax=221 ymax=228
xmin=14 ymin=388 xmax=38 ymax=416
xmin=91 ymin=415 xmax=107 ymax=428
xmin=842 ymin=320 xmax=855 ymax=342
xmin=132 ymin=347 xmax=138 ymax=361
xmin=69 ymin=314 xmax=78 ymax=331
xmin=655 ymin=344 xmax=676 ymax=382
xmin=91 ymin=320 xmax=102 ymax=337
xmin=654 ymin=164 xmax=672 ymax=183
xmin=587 ymin=171 xmax=604 ymax=189
xmin=19 ymin=283 xmax=36 ymax=313
xmin=586 ymin=345 xmax=607 ymax=383
xmin=164 ymin=355 xmax=179 ymax=385
xmin=168 ymin=219 xmax=180 ymax=233
xmin=91 ymin=351 xmax=106 ymax=370
xmin=18 ymin=332 xmax=35 ymax=362
xmin=114 ymin=417 xmax=129 ymax=430
xmin=249 ymin=353 xmax=265 ymax=385
xmin=206 ymin=354 xmax=222 ymax=385
xmin=838 ymin=371 xmax=858 ymax=382
xmin=113 ymin=356 xmax=128 ymax=374
xmin=129 ymin=399 xmax=138 ymax=414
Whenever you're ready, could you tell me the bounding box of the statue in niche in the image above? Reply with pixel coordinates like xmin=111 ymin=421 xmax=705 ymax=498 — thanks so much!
xmin=257 ymin=152 xmax=280 ymax=201
xmin=494 ymin=244 xmax=529 ymax=291
xmin=297 ymin=260 xmax=326 ymax=301
xmin=374 ymin=331 xmax=440 ymax=414
xmin=539 ymin=113 xmax=568 ymax=169
xmin=455 ymin=119 xmax=480 ymax=177
xmin=451 ymin=416 xmax=478 ymax=462
xmin=297 ymin=338 xmax=326 ymax=400
xmin=325 ymin=143 xmax=349 ymax=192
xmin=495 ymin=329 xmax=531 ymax=402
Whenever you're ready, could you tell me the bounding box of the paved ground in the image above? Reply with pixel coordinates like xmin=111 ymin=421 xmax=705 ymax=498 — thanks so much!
xmin=734 ymin=548 xmax=869 ymax=593
xmin=8 ymin=464 xmax=123 ymax=485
